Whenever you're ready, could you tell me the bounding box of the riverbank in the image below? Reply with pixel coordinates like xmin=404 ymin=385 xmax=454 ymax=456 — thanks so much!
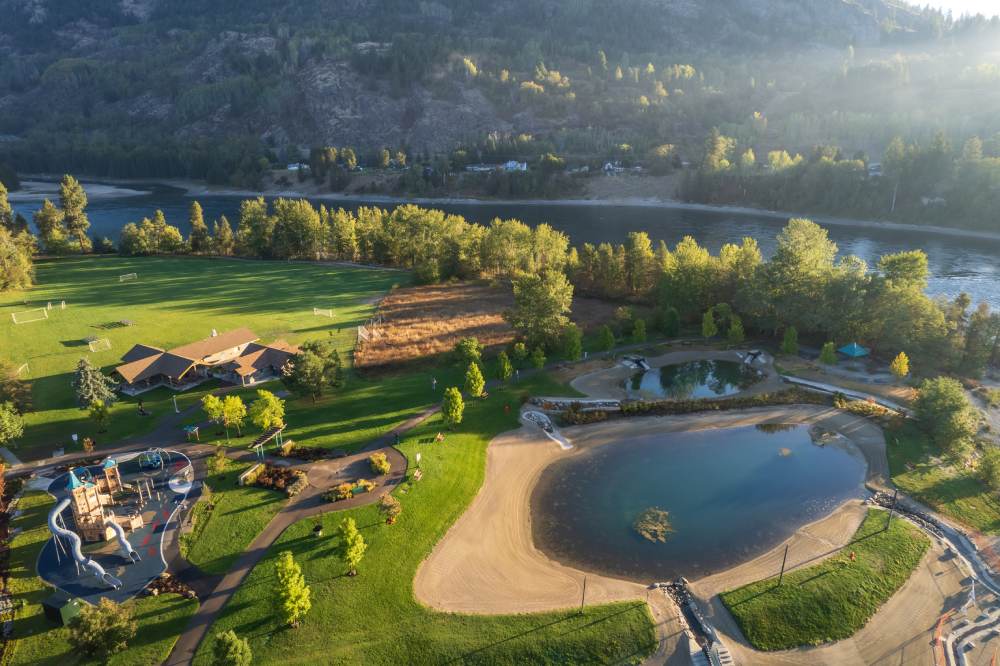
xmin=9 ymin=179 xmax=150 ymax=202
xmin=19 ymin=174 xmax=1000 ymax=245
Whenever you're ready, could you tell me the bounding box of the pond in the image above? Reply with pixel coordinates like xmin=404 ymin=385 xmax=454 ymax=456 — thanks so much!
xmin=530 ymin=424 xmax=867 ymax=582
xmin=625 ymin=359 xmax=761 ymax=400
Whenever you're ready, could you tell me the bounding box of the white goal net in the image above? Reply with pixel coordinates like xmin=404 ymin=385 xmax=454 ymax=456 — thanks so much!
xmin=313 ymin=308 xmax=334 ymax=318
xmin=11 ymin=308 xmax=48 ymax=324
xmin=119 ymin=273 xmax=138 ymax=282
xmin=88 ymin=338 xmax=112 ymax=353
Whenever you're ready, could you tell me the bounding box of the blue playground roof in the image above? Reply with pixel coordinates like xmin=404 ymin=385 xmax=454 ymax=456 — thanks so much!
xmin=66 ymin=469 xmax=85 ymax=489
xmin=103 ymin=458 xmax=117 ymax=469
xmin=838 ymin=342 xmax=870 ymax=358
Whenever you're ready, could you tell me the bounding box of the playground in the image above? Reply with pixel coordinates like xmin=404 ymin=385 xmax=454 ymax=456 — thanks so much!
xmin=37 ymin=448 xmax=193 ymax=605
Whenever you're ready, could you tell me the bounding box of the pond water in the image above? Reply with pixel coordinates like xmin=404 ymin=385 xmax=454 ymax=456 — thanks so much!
xmin=12 ymin=182 xmax=1000 ymax=307
xmin=625 ymin=359 xmax=760 ymax=400
xmin=530 ymin=424 xmax=866 ymax=582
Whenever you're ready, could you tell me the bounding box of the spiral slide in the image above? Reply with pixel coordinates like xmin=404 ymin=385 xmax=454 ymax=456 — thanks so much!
xmin=47 ymin=498 xmax=123 ymax=590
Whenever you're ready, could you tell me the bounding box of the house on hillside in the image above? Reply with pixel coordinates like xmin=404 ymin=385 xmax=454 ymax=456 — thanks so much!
xmin=115 ymin=328 xmax=298 ymax=394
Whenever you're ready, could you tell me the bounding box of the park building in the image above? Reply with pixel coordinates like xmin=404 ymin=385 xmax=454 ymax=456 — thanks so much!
xmin=114 ymin=328 xmax=299 ymax=394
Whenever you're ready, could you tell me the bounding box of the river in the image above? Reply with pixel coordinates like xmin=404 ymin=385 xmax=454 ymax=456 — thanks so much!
xmin=11 ymin=183 xmax=1000 ymax=307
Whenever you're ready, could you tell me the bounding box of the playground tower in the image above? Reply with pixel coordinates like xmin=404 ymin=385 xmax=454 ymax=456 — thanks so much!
xmin=66 ymin=459 xmax=141 ymax=542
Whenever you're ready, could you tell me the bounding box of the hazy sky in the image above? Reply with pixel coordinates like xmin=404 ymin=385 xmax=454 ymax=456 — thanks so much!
xmin=929 ymin=1 xmax=999 ymax=17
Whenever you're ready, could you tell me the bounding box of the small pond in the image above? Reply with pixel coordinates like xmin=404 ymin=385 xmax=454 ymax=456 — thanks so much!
xmin=625 ymin=359 xmax=760 ymax=400
xmin=530 ymin=424 xmax=866 ymax=581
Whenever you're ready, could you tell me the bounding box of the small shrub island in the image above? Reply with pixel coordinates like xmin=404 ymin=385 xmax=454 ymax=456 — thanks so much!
xmin=633 ymin=507 xmax=674 ymax=543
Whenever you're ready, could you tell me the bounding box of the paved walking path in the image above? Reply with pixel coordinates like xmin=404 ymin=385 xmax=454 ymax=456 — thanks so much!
xmin=163 ymin=405 xmax=438 ymax=666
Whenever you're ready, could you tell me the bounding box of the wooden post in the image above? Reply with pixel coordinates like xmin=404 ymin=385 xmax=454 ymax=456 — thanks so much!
xmin=778 ymin=544 xmax=789 ymax=585
xmin=580 ymin=576 xmax=587 ymax=613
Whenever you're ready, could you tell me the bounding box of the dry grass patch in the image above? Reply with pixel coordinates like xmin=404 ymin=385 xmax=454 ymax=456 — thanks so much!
xmin=356 ymin=281 xmax=618 ymax=369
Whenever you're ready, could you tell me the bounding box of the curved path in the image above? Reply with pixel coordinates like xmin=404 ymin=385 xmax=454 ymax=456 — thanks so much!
xmin=162 ymin=406 xmax=436 ymax=666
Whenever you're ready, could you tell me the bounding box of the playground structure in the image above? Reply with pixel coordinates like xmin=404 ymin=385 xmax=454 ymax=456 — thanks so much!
xmin=40 ymin=448 xmax=194 ymax=603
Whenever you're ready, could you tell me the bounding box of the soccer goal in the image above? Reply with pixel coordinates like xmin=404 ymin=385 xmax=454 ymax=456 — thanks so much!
xmin=11 ymin=308 xmax=48 ymax=324
xmin=15 ymin=363 xmax=28 ymax=376
xmin=88 ymin=338 xmax=112 ymax=353
xmin=313 ymin=308 xmax=334 ymax=318
xmin=119 ymin=273 xmax=138 ymax=283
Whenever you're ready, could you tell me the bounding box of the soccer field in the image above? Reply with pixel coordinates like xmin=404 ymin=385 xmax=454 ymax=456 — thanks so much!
xmin=0 ymin=256 xmax=402 ymax=458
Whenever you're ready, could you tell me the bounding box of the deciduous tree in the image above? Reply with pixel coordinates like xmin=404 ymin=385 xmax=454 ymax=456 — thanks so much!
xmin=337 ymin=517 xmax=367 ymax=576
xmin=275 ymin=550 xmax=311 ymax=626
xmin=464 ymin=361 xmax=485 ymax=398
xmin=67 ymin=598 xmax=136 ymax=659
xmin=378 ymin=492 xmax=402 ymax=524
xmin=0 ymin=402 xmax=24 ymax=448
xmin=442 ymin=387 xmax=464 ymax=428
xmin=249 ymin=389 xmax=285 ymax=432
xmin=890 ymin=351 xmax=910 ymax=379
xmin=505 ymin=270 xmax=574 ymax=348
xmin=211 ymin=630 xmax=252 ymax=666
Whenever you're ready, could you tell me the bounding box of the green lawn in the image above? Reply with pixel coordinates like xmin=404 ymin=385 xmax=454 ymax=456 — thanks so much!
xmin=0 ymin=256 xmax=403 ymax=459
xmin=5 ymin=490 xmax=199 ymax=665
xmin=193 ymin=374 xmax=654 ymax=665
xmin=179 ymin=459 xmax=287 ymax=576
xmin=887 ymin=421 xmax=1000 ymax=534
xmin=720 ymin=509 xmax=929 ymax=651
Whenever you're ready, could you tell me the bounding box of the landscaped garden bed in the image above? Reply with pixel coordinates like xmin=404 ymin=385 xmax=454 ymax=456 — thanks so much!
xmin=255 ymin=465 xmax=309 ymax=497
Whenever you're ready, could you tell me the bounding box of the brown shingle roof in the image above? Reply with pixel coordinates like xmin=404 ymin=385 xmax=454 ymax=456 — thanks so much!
xmin=120 ymin=344 xmax=164 ymax=364
xmin=169 ymin=328 xmax=258 ymax=361
xmin=115 ymin=352 xmax=195 ymax=384
xmin=225 ymin=341 xmax=299 ymax=377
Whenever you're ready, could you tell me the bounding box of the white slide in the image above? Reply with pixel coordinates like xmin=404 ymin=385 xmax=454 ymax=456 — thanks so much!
xmin=104 ymin=517 xmax=141 ymax=563
xmin=48 ymin=498 xmax=123 ymax=590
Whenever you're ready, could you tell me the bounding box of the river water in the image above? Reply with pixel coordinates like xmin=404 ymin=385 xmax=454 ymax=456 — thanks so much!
xmin=12 ymin=184 xmax=1000 ymax=307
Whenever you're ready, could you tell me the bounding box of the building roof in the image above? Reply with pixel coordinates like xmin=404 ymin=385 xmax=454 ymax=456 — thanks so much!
xmin=115 ymin=328 xmax=258 ymax=384
xmin=120 ymin=344 xmax=163 ymax=364
xmin=225 ymin=341 xmax=299 ymax=377
xmin=170 ymin=328 xmax=258 ymax=361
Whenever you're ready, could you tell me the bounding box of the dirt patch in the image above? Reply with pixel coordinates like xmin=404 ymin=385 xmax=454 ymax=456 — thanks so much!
xmin=355 ymin=281 xmax=619 ymax=369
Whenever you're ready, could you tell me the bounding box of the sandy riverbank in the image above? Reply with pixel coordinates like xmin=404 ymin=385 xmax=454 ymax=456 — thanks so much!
xmin=35 ymin=173 xmax=1000 ymax=245
xmin=10 ymin=179 xmax=150 ymax=202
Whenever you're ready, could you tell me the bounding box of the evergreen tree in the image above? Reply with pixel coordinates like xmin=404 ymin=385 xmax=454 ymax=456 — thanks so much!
xmin=88 ymin=399 xmax=110 ymax=433
xmin=890 ymin=351 xmax=910 ymax=379
xmin=72 ymin=358 xmax=118 ymax=407
xmin=496 ymin=351 xmax=513 ymax=384
xmin=453 ymin=337 xmax=482 ymax=368
xmin=632 ymin=318 xmax=647 ymax=343
xmin=701 ymin=309 xmax=718 ymax=338
xmin=464 ymin=361 xmax=485 ymax=398
xmin=275 ymin=550 xmax=311 ymax=626
xmin=561 ymin=323 xmax=583 ymax=361
xmin=283 ymin=341 xmax=343 ymax=402
xmin=511 ymin=342 xmax=529 ymax=366
xmin=781 ymin=327 xmax=799 ymax=355
xmin=727 ymin=316 xmax=745 ymax=345
xmin=530 ymin=347 xmax=546 ymax=369
xmin=211 ymin=630 xmax=252 ymax=666
xmin=213 ymin=216 xmax=235 ymax=256
xmin=819 ymin=342 xmax=837 ymax=365
xmin=34 ymin=199 xmax=67 ymax=254
xmin=663 ymin=307 xmax=680 ymax=337
xmin=598 ymin=324 xmax=615 ymax=351
xmin=337 ymin=517 xmax=367 ymax=576
xmin=442 ymin=387 xmax=464 ymax=428
xmin=59 ymin=175 xmax=91 ymax=253
xmin=0 ymin=181 xmax=11 ymax=231
xmin=189 ymin=201 xmax=211 ymax=253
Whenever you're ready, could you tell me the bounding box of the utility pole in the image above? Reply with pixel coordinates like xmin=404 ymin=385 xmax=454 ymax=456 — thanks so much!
xmin=885 ymin=488 xmax=898 ymax=531
xmin=778 ymin=544 xmax=789 ymax=586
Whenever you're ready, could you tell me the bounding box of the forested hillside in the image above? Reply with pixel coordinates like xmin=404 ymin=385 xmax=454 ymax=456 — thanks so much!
xmin=1 ymin=0 xmax=999 ymax=223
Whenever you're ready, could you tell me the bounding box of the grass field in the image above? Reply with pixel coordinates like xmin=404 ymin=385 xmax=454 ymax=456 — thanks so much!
xmin=720 ymin=509 xmax=929 ymax=651
xmin=0 ymin=256 xmax=403 ymax=458
xmin=5 ymin=490 xmax=198 ymax=665
xmin=179 ymin=459 xmax=287 ymax=576
xmin=193 ymin=374 xmax=656 ymax=665
xmin=887 ymin=421 xmax=1000 ymax=534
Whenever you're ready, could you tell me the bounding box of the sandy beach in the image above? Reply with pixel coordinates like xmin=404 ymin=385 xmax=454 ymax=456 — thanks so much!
xmin=9 ymin=179 xmax=150 ymax=202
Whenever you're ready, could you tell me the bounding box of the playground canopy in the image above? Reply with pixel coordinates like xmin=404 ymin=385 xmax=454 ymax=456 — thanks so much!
xmin=837 ymin=342 xmax=870 ymax=358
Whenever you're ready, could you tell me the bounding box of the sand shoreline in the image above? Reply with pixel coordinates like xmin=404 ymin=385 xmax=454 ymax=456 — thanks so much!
xmin=17 ymin=174 xmax=1000 ymax=244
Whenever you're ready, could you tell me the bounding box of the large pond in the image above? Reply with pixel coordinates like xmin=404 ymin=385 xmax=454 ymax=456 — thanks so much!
xmin=11 ymin=183 xmax=1000 ymax=307
xmin=531 ymin=424 xmax=866 ymax=582
xmin=625 ymin=359 xmax=760 ymax=400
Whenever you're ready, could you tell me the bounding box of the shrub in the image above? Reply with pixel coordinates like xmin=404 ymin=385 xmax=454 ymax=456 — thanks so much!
xmin=598 ymin=325 xmax=616 ymax=351
xmin=560 ymin=402 xmax=610 ymax=425
xmin=530 ymin=347 xmax=546 ymax=369
xmin=212 ymin=629 xmax=252 ymax=666
xmin=355 ymin=478 xmax=377 ymax=493
xmin=326 ymin=482 xmax=355 ymax=501
xmin=781 ymin=326 xmax=798 ymax=355
xmin=819 ymin=342 xmax=837 ymax=365
xmin=621 ymin=388 xmax=828 ymax=417
xmin=369 ymin=452 xmax=391 ymax=475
